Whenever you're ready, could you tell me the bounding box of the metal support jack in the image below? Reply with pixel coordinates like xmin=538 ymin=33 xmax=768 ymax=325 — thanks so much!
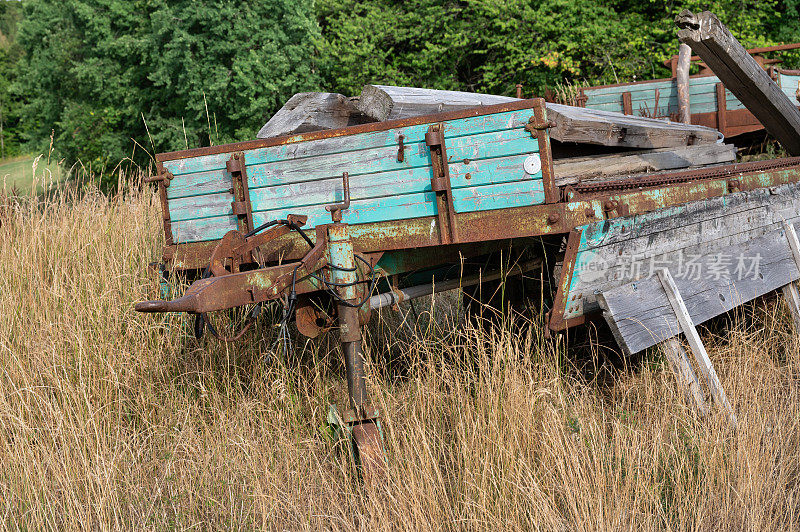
xmin=324 ymin=174 xmax=388 ymax=481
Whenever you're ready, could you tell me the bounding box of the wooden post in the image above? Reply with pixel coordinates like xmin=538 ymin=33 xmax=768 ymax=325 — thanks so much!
xmin=677 ymin=43 xmax=692 ymax=124
xmin=715 ymin=82 xmax=727 ymax=136
xmin=782 ymin=221 xmax=800 ymax=329
xmin=660 ymin=337 xmax=709 ymax=416
xmin=656 ymin=269 xmax=737 ymax=428
xmin=677 ymin=10 xmax=800 ymax=155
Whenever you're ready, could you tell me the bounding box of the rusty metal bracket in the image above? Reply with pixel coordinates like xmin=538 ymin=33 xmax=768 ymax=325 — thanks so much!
xmin=530 ymin=100 xmax=558 ymax=204
xmin=152 ymin=164 xmax=175 ymax=247
xmin=426 ymin=124 xmax=459 ymax=244
xmin=548 ymin=228 xmax=588 ymax=332
xmin=227 ymin=153 xmax=255 ymax=238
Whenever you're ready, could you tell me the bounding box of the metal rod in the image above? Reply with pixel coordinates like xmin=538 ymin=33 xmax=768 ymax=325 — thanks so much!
xmin=369 ymin=258 xmax=542 ymax=310
xmin=342 ymin=339 xmax=368 ymax=409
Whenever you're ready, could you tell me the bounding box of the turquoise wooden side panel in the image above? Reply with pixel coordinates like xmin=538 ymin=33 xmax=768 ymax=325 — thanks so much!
xmin=779 ymin=73 xmax=800 ymax=102
xmin=583 ymin=75 xmax=746 ymax=116
xmin=161 ymin=108 xmax=533 ymax=177
xmin=165 ymin=128 xmax=536 ymax=200
xmin=164 ymin=107 xmax=545 ymax=244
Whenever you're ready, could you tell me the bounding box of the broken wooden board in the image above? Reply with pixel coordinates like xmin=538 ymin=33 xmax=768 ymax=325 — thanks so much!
xmin=554 ymin=143 xmax=735 ymax=186
xmin=677 ymin=10 xmax=800 ymax=155
xmin=356 ymin=85 xmax=721 ymax=149
xmin=546 ymin=103 xmax=720 ymax=148
xmin=553 ymin=180 xmax=800 ymax=328
xmin=257 ymin=92 xmax=374 ymax=139
xmin=597 ymin=222 xmax=800 ymax=355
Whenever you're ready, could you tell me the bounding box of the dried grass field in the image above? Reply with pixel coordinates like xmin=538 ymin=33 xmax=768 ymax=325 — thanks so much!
xmin=2 ymin=177 xmax=800 ymax=530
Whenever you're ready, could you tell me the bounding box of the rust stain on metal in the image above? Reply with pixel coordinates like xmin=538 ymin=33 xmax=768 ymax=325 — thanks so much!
xmin=426 ymin=124 xmax=459 ymax=244
xmin=530 ymin=99 xmax=558 ymax=204
xmin=548 ymin=228 xmax=585 ymax=331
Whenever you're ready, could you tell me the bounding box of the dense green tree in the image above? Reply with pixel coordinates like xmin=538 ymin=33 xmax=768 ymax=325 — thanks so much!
xmin=6 ymin=0 xmax=800 ymax=188
xmin=318 ymin=0 xmax=800 ymax=98
xmin=0 ymin=0 xmax=23 ymax=159
xmin=15 ymin=0 xmax=321 ymax=182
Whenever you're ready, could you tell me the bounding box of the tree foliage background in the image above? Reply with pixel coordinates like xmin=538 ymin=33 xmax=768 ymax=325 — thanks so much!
xmin=1 ymin=0 xmax=799 ymax=185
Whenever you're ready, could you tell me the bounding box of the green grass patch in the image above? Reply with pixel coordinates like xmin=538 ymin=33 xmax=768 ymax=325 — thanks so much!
xmin=0 ymin=154 xmax=65 ymax=193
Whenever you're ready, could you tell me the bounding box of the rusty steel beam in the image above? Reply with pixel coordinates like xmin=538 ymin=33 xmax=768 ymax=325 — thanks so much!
xmin=163 ymin=159 xmax=800 ymax=272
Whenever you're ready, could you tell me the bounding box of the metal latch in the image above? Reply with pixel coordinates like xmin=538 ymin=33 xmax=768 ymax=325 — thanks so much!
xmin=325 ymin=172 xmax=351 ymax=223
xmin=425 ymin=124 xmax=459 ymax=244
xmin=144 ymin=171 xmax=174 ymax=187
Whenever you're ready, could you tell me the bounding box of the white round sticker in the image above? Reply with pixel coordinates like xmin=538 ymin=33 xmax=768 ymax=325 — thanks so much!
xmin=523 ymin=154 xmax=541 ymax=175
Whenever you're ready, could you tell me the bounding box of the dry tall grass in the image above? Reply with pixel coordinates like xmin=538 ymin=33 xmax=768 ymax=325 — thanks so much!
xmin=2 ymin=177 xmax=800 ymax=530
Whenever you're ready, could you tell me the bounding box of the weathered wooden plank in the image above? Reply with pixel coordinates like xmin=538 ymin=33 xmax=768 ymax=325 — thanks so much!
xmin=660 ymin=337 xmax=709 ymax=416
xmin=166 ymin=147 xmax=543 ymax=222
xmin=585 ymin=80 xmax=730 ymax=104
xmin=554 ymin=143 xmax=735 ymax=186
xmin=677 ymin=10 xmax=800 ymax=155
xmin=238 ymin=153 xmax=541 ymax=215
xmin=356 ymin=85 xmax=517 ymax=121
xmin=546 ymin=103 xmax=720 ymax=148
xmin=355 ymin=85 xmax=721 ymax=148
xmin=163 ymin=108 xmax=535 ymax=177
xmin=780 ymin=220 xmax=800 ymax=329
xmin=655 ymin=269 xmax=736 ymax=426
xmin=256 ymin=92 xmax=374 ymax=139
xmin=595 ymin=225 xmax=800 ymax=355
xmin=166 ymin=127 xmax=538 ymax=200
xmin=779 ymin=73 xmax=800 ymax=103
xmin=582 ymin=74 xmax=722 ymax=98
xmin=579 ymin=184 xmax=800 ymax=251
xmin=782 ymin=282 xmax=800 ymax=329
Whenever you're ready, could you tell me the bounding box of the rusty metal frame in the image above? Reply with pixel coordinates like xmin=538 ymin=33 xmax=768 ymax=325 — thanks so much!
xmin=530 ymin=99 xmax=557 ymax=204
xmin=622 ymin=92 xmax=633 ymax=115
xmin=162 ymin=159 xmax=800 ymax=271
xmin=547 ymin=228 xmax=586 ymax=331
xmin=154 ymin=162 xmax=174 ymax=247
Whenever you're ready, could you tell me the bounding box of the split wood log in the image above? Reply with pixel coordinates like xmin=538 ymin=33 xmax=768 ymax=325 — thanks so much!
xmin=677 ymin=10 xmax=800 ymax=155
xmin=554 ymin=143 xmax=735 ymax=186
xmin=257 ymin=93 xmax=374 ymax=139
xmin=356 ymin=85 xmax=517 ymax=121
xmin=357 ymin=85 xmax=721 ymax=149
